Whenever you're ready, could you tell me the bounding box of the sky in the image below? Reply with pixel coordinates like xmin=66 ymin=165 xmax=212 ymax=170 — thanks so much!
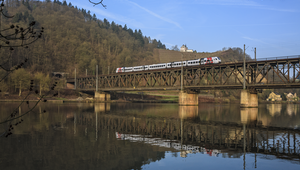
xmin=68 ymin=0 xmax=300 ymax=59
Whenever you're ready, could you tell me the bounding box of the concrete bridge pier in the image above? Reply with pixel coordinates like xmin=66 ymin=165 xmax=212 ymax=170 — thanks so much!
xmin=95 ymin=91 xmax=111 ymax=102
xmin=240 ymin=89 xmax=258 ymax=108
xmin=179 ymin=91 xmax=198 ymax=106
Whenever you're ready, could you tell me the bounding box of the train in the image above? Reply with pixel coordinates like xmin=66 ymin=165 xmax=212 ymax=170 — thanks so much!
xmin=115 ymin=57 xmax=221 ymax=73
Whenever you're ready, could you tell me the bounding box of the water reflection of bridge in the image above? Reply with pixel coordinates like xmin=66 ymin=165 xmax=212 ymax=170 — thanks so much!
xmin=71 ymin=104 xmax=300 ymax=161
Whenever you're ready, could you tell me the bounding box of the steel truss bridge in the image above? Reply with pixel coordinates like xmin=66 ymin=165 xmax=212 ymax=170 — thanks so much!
xmin=71 ymin=56 xmax=300 ymax=92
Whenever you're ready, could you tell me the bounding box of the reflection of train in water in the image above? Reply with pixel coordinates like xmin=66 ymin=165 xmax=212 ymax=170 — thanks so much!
xmin=116 ymin=57 xmax=221 ymax=73
xmin=115 ymin=132 xmax=221 ymax=157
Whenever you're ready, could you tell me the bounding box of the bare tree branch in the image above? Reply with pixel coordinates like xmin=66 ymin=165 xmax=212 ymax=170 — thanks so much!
xmin=88 ymin=0 xmax=107 ymax=8
xmin=0 ymin=0 xmax=45 ymax=138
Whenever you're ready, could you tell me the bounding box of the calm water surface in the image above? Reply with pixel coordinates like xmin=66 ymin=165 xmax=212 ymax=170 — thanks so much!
xmin=0 ymin=102 xmax=300 ymax=170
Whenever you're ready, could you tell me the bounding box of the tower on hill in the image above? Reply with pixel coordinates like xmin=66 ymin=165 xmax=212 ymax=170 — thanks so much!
xmin=180 ymin=44 xmax=193 ymax=52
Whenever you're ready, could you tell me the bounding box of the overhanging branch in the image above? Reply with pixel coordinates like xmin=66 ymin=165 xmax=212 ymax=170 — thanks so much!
xmin=89 ymin=0 xmax=107 ymax=8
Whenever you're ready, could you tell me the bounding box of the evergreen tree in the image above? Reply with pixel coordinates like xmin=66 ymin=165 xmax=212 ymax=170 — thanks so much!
xmin=92 ymin=13 xmax=97 ymax=21
xmin=127 ymin=28 xmax=133 ymax=36
xmin=123 ymin=24 xmax=127 ymax=31
xmin=103 ymin=18 xmax=110 ymax=29
xmin=87 ymin=10 xmax=92 ymax=21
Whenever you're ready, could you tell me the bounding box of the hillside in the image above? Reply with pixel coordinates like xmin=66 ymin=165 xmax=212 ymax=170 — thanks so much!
xmin=153 ymin=47 xmax=250 ymax=64
xmin=0 ymin=0 xmax=165 ymax=77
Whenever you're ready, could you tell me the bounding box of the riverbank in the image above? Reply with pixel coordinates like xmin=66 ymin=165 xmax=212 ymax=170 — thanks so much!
xmin=1 ymin=90 xmax=299 ymax=104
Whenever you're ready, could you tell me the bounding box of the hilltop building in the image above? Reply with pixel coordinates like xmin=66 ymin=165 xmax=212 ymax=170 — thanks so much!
xmin=180 ymin=45 xmax=193 ymax=53
xmin=266 ymin=92 xmax=282 ymax=101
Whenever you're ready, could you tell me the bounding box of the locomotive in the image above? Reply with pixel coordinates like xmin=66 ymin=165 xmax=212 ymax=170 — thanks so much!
xmin=116 ymin=56 xmax=221 ymax=73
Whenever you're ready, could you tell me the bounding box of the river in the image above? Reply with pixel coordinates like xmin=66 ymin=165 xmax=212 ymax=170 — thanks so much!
xmin=0 ymin=102 xmax=300 ymax=170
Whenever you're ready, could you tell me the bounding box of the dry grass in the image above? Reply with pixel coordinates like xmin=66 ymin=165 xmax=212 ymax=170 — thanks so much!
xmin=153 ymin=49 xmax=223 ymax=63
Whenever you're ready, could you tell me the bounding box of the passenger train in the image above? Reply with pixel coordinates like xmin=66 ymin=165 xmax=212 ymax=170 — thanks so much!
xmin=116 ymin=57 xmax=221 ymax=73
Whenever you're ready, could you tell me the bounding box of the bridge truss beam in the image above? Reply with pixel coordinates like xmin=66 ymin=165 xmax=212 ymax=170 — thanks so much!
xmin=74 ymin=57 xmax=300 ymax=91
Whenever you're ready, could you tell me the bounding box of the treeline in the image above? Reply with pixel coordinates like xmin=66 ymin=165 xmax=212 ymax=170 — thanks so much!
xmin=0 ymin=0 xmax=166 ymax=78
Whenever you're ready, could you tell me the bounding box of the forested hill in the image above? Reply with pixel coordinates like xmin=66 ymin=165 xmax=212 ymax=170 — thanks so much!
xmin=1 ymin=0 xmax=166 ymax=75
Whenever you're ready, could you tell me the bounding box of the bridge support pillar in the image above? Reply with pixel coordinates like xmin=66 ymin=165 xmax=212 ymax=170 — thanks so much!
xmin=240 ymin=90 xmax=258 ymax=108
xmin=95 ymin=91 xmax=111 ymax=102
xmin=179 ymin=91 xmax=198 ymax=106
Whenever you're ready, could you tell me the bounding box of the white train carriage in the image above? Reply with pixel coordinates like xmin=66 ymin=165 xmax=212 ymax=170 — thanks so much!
xmin=200 ymin=57 xmax=221 ymax=65
xmin=149 ymin=63 xmax=167 ymax=70
xmin=133 ymin=65 xmax=149 ymax=72
xmin=115 ymin=67 xmax=133 ymax=73
xmin=187 ymin=59 xmax=201 ymax=66
xmin=167 ymin=63 xmax=172 ymax=68
xmin=171 ymin=61 xmax=187 ymax=68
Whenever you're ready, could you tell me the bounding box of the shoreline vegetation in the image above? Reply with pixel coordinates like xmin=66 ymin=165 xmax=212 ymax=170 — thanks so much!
xmin=1 ymin=89 xmax=299 ymax=104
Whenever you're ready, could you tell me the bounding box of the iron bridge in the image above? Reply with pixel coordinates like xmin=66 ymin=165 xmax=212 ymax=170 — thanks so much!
xmin=69 ymin=56 xmax=300 ymax=92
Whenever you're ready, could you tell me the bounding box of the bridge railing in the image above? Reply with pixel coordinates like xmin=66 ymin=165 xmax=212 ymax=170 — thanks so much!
xmin=248 ymin=55 xmax=300 ymax=62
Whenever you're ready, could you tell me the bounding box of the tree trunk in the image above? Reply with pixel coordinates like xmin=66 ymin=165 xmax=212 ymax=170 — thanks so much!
xmin=40 ymin=82 xmax=42 ymax=96
xmin=19 ymin=81 xmax=22 ymax=96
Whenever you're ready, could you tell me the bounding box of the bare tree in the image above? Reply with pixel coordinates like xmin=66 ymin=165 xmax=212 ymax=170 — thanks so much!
xmin=171 ymin=45 xmax=179 ymax=51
